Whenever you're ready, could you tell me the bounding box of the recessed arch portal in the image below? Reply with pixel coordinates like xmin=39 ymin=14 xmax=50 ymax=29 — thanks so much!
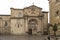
xmin=28 ymin=19 xmax=38 ymax=35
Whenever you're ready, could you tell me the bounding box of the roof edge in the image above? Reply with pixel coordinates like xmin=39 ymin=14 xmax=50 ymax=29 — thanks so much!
xmin=42 ymin=11 xmax=48 ymax=13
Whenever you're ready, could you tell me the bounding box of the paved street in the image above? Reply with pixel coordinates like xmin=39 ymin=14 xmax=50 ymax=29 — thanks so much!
xmin=0 ymin=35 xmax=48 ymax=40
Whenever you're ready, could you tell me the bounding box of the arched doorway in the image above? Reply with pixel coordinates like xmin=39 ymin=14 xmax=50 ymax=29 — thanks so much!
xmin=28 ymin=19 xmax=38 ymax=35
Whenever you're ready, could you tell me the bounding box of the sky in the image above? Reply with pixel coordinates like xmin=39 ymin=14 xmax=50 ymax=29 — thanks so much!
xmin=0 ymin=0 xmax=49 ymax=15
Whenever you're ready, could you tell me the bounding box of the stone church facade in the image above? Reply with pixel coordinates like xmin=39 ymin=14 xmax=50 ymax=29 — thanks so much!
xmin=0 ymin=5 xmax=48 ymax=35
xmin=49 ymin=0 xmax=60 ymax=35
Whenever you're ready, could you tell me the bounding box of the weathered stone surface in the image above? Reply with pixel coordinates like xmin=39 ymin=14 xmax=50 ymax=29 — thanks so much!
xmin=49 ymin=0 xmax=60 ymax=35
xmin=0 ymin=5 xmax=48 ymax=35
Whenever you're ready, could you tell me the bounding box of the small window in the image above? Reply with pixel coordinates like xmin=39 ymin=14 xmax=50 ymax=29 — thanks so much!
xmin=56 ymin=0 xmax=58 ymax=3
xmin=56 ymin=11 xmax=59 ymax=15
xmin=5 ymin=21 xmax=7 ymax=26
xmin=18 ymin=12 xmax=23 ymax=17
xmin=18 ymin=24 xmax=19 ymax=28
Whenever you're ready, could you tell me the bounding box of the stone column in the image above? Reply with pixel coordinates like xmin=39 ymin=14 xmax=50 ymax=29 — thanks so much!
xmin=24 ymin=16 xmax=28 ymax=33
xmin=40 ymin=16 xmax=44 ymax=35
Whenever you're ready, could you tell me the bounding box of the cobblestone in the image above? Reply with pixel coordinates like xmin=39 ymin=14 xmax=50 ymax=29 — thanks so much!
xmin=0 ymin=35 xmax=48 ymax=40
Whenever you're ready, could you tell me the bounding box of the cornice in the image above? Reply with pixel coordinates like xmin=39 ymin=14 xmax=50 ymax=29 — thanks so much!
xmin=10 ymin=17 xmax=24 ymax=19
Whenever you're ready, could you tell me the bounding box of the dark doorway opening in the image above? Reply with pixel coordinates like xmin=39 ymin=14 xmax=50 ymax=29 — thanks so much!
xmin=28 ymin=29 xmax=32 ymax=35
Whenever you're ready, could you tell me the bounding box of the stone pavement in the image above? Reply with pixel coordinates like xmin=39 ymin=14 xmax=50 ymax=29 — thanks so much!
xmin=0 ymin=35 xmax=48 ymax=40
